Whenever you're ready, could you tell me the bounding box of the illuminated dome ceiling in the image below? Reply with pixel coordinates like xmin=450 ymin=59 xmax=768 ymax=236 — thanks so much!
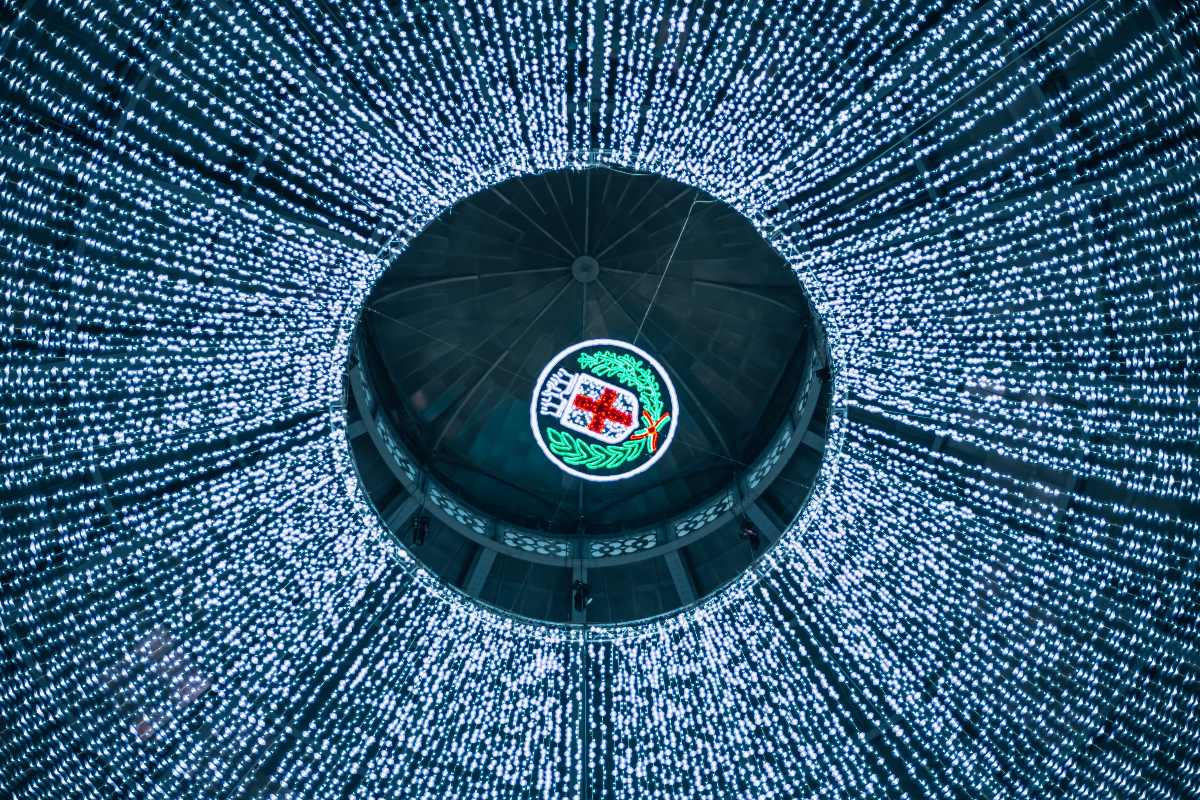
xmin=347 ymin=167 xmax=831 ymax=623
xmin=2 ymin=0 xmax=1199 ymax=798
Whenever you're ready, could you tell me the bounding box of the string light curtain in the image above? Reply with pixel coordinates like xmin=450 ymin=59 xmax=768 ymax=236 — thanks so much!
xmin=2 ymin=0 xmax=1198 ymax=798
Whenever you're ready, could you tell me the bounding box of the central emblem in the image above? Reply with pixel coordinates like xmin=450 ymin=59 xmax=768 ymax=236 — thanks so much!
xmin=531 ymin=339 xmax=678 ymax=482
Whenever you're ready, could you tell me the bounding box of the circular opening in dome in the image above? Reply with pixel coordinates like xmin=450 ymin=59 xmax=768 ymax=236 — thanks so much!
xmin=344 ymin=167 xmax=833 ymax=626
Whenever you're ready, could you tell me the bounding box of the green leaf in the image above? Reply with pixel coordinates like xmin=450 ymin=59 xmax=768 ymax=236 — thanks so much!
xmin=542 ymin=426 xmax=645 ymax=471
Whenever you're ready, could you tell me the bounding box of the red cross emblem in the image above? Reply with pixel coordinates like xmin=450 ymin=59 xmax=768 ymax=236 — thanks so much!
xmin=572 ymin=388 xmax=633 ymax=433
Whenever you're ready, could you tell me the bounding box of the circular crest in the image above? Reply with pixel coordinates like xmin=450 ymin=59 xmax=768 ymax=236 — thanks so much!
xmin=531 ymin=339 xmax=679 ymax=482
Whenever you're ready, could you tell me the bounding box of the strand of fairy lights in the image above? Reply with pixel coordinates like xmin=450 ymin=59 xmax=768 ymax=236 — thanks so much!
xmin=1 ymin=0 xmax=1198 ymax=797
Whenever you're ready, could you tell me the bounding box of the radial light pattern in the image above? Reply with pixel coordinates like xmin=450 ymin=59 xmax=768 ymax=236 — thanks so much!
xmin=2 ymin=1 xmax=1199 ymax=798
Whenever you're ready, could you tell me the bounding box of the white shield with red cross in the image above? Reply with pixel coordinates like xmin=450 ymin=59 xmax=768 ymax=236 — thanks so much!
xmin=557 ymin=373 xmax=640 ymax=444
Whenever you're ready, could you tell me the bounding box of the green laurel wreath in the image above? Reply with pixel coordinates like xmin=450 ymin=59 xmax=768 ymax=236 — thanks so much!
xmin=545 ymin=350 xmax=671 ymax=471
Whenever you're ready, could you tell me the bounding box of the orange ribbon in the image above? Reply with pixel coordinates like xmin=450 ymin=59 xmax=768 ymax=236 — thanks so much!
xmin=629 ymin=411 xmax=670 ymax=452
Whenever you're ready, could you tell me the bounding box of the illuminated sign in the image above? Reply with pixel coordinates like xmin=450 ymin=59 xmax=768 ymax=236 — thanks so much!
xmin=531 ymin=339 xmax=678 ymax=482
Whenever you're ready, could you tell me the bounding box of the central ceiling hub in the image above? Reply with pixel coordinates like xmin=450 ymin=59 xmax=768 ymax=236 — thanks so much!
xmin=571 ymin=255 xmax=600 ymax=283
xmin=345 ymin=166 xmax=831 ymax=625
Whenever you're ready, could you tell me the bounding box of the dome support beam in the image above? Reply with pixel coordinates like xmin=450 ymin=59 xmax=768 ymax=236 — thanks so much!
xmin=463 ymin=547 xmax=497 ymax=597
xmin=664 ymin=550 xmax=697 ymax=605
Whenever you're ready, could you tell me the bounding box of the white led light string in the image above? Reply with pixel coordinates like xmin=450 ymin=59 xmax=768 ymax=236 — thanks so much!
xmin=2 ymin=0 xmax=1199 ymax=798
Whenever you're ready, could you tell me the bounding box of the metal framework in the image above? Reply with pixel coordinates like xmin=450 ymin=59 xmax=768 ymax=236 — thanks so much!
xmin=343 ymin=318 xmax=837 ymax=625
